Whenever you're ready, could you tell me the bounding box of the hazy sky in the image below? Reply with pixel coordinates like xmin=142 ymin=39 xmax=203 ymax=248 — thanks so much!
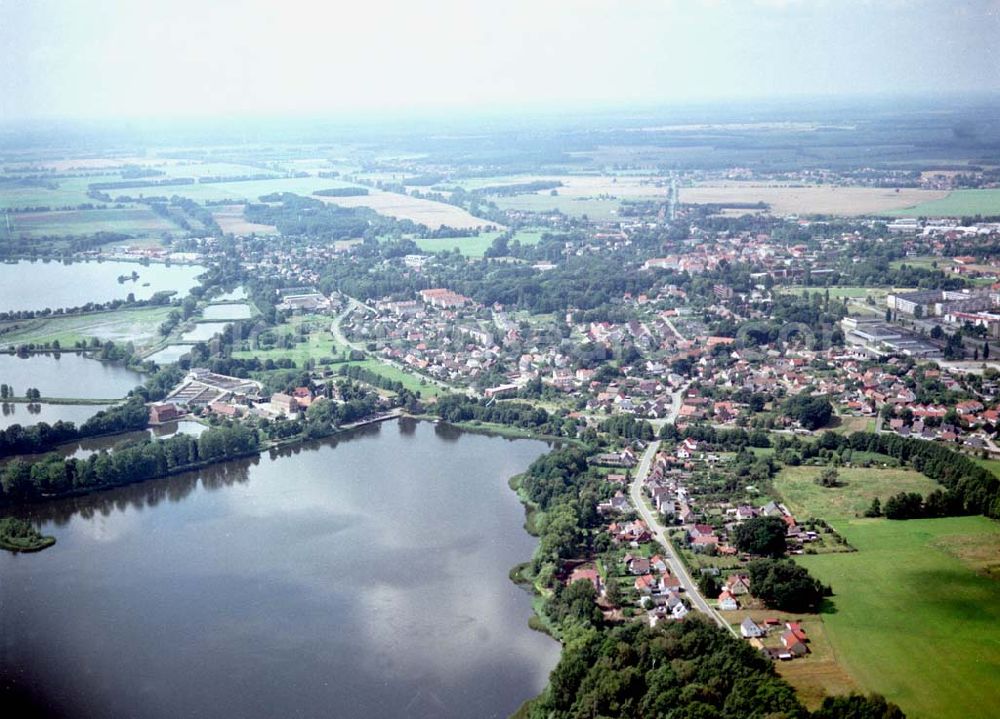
xmin=2 ymin=0 xmax=998 ymax=120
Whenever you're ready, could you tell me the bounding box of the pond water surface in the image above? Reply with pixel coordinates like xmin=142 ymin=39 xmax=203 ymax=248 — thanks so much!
xmin=0 ymin=260 xmax=205 ymax=313
xmin=0 ymin=353 xmax=144 ymax=399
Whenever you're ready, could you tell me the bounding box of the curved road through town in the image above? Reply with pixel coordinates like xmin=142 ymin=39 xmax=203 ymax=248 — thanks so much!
xmin=629 ymin=437 xmax=737 ymax=636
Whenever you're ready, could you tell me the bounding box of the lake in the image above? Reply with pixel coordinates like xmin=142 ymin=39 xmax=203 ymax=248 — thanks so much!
xmin=0 ymin=420 xmax=560 ymax=719
xmin=0 ymin=401 xmax=110 ymax=429
xmin=0 ymin=260 xmax=206 ymax=313
xmin=0 ymin=353 xmax=144 ymax=399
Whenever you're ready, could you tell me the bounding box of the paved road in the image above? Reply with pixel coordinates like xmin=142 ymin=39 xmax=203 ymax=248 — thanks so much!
xmin=330 ymin=297 xmax=369 ymax=352
xmin=628 ymin=441 xmax=737 ymax=635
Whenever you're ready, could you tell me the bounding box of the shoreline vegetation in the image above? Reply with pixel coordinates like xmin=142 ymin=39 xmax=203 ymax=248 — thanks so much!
xmin=0 ymin=516 xmax=55 ymax=552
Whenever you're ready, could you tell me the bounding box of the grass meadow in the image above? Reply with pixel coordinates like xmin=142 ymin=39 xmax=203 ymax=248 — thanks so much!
xmin=886 ymin=189 xmax=1000 ymax=217
xmin=342 ymin=359 xmax=446 ymax=398
xmin=798 ymin=517 xmax=1000 ymax=719
xmin=8 ymin=208 xmax=181 ymax=238
xmin=492 ymin=193 xmax=623 ymax=220
xmin=775 ymin=465 xmax=938 ymax=519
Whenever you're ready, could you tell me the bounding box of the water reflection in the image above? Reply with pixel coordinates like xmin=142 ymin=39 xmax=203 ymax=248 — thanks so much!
xmin=398 ymin=415 xmax=417 ymax=435
xmin=0 ymin=260 xmax=205 ymax=313
xmin=433 ymin=420 xmax=463 ymax=442
xmin=0 ymin=353 xmax=143 ymax=399
xmin=1 ymin=421 xmax=560 ymax=719
xmin=9 ymin=456 xmax=257 ymax=527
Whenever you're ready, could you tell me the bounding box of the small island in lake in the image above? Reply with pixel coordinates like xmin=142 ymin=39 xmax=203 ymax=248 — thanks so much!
xmin=0 ymin=517 xmax=56 ymax=552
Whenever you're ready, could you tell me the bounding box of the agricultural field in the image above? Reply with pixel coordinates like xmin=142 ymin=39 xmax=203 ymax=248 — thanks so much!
xmin=118 ymin=176 xmax=343 ymax=203
xmin=886 ymin=189 xmax=1000 ymax=217
xmin=798 ymin=516 xmax=1000 ymax=719
xmin=0 ymin=183 xmax=93 ymax=211
xmin=0 ymin=306 xmax=174 ymax=351
xmin=457 ymin=173 xmax=670 ymax=199
xmin=6 ymin=207 xmax=181 ymax=238
xmin=775 ymin=465 xmax=938 ymax=520
xmin=315 ymin=187 xmax=496 ymax=229
xmin=492 ymin=193 xmax=623 ymax=220
xmin=211 ymin=204 xmax=278 ymax=235
xmin=678 ymin=184 xmax=948 ymax=216
xmin=157 ymin=161 xmax=270 ymax=179
xmin=0 ymin=174 xmax=128 ymax=211
xmin=108 ymin=175 xmax=495 ymax=230
xmin=3 ymin=157 xmax=185 ymax=172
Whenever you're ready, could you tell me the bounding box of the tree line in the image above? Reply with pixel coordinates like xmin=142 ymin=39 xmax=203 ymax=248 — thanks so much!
xmin=433 ymin=394 xmax=578 ymax=438
xmin=0 ymin=396 xmax=150 ymax=458
xmin=842 ymin=431 xmax=1000 ymax=519
xmin=0 ymin=423 xmax=259 ymax=502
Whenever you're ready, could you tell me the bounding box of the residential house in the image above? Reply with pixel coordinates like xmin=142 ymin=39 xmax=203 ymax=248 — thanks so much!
xmin=740 ymin=617 xmax=765 ymax=638
xmin=781 ymin=631 xmax=809 ymax=656
xmin=725 ymin=574 xmax=751 ymax=596
xmin=625 ymin=555 xmax=651 ymax=575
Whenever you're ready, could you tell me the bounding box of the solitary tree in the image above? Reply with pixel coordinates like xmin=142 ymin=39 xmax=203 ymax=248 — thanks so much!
xmin=816 ymin=467 xmax=841 ymax=488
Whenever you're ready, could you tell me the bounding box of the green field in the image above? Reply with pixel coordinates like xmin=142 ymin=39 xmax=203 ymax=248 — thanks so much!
xmin=8 ymin=208 xmax=181 ymax=238
xmin=973 ymin=456 xmax=1000 ymax=480
xmin=121 ymin=176 xmax=358 ymax=204
xmin=226 ymin=310 xmax=454 ymax=397
xmin=889 ymin=256 xmax=943 ymax=271
xmin=412 ymin=229 xmax=544 ymax=257
xmin=887 ymin=189 xmax=1000 ymax=217
xmin=779 ymin=286 xmax=889 ymax=300
xmin=230 ymin=314 xmax=345 ymax=364
xmin=829 ymin=415 xmax=877 ymax=435
xmin=0 ymin=175 xmax=114 ymax=210
xmin=0 ymin=306 xmax=175 ymax=351
xmin=776 ymin=465 xmax=938 ymax=519
xmin=343 ymin=359 xmax=446 ymax=398
xmin=492 ymin=193 xmax=622 ymax=220
xmin=799 ymin=516 xmax=1000 ymax=719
